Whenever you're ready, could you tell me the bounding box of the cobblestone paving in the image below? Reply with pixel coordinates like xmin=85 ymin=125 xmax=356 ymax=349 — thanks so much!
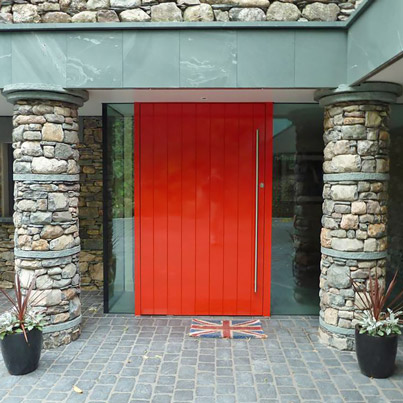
xmin=0 ymin=291 xmax=402 ymax=402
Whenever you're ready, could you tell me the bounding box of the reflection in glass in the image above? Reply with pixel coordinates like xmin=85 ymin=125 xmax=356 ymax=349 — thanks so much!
xmin=387 ymin=105 xmax=403 ymax=299
xmin=104 ymin=104 xmax=134 ymax=313
xmin=271 ymin=105 xmax=323 ymax=315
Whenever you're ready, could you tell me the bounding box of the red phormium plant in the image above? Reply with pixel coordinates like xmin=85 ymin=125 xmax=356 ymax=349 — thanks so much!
xmin=352 ymin=270 xmax=403 ymax=322
xmin=0 ymin=274 xmax=44 ymax=342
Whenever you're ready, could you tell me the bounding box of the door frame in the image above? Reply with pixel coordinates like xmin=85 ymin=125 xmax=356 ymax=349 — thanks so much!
xmin=134 ymin=102 xmax=273 ymax=316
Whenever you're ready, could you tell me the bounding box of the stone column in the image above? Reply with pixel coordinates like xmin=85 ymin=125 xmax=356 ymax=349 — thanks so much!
xmin=315 ymin=82 xmax=402 ymax=350
xmin=2 ymin=85 xmax=88 ymax=348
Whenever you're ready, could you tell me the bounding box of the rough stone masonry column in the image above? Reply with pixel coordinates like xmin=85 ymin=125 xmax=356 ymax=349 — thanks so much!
xmin=2 ymin=85 xmax=88 ymax=348
xmin=315 ymin=83 xmax=402 ymax=350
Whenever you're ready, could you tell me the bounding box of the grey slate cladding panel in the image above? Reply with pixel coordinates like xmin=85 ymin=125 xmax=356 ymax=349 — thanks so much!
xmin=123 ymin=30 xmax=180 ymax=87
xmin=295 ymin=30 xmax=347 ymax=87
xmin=0 ymin=28 xmax=346 ymax=89
xmin=237 ymin=30 xmax=295 ymax=87
xmin=12 ymin=32 xmax=67 ymax=86
xmin=179 ymin=31 xmax=237 ymax=88
xmin=0 ymin=33 xmax=11 ymax=88
xmin=67 ymin=32 xmax=123 ymax=88
xmin=347 ymin=0 xmax=403 ymax=84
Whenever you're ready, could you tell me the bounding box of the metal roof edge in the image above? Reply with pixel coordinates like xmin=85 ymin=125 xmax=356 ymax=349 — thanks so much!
xmin=345 ymin=0 xmax=374 ymax=28
xmin=0 ymin=0 xmax=374 ymax=32
xmin=0 ymin=20 xmax=349 ymax=32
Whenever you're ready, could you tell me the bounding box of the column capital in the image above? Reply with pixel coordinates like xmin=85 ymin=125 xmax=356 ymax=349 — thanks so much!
xmin=314 ymin=82 xmax=402 ymax=107
xmin=2 ymin=84 xmax=88 ymax=107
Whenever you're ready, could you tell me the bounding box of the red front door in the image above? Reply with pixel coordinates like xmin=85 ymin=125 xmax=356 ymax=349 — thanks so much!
xmin=135 ymin=103 xmax=272 ymax=316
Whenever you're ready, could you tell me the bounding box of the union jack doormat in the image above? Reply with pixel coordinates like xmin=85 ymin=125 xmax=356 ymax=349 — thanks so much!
xmin=189 ymin=319 xmax=267 ymax=339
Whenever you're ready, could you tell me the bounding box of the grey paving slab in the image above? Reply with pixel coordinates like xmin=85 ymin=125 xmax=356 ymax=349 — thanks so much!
xmin=0 ymin=291 xmax=403 ymax=402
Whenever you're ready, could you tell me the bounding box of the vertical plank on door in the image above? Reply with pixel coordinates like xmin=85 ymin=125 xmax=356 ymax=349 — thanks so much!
xmin=140 ymin=103 xmax=155 ymax=314
xmin=251 ymin=103 xmax=266 ymax=315
xmin=181 ymin=104 xmax=197 ymax=315
xmin=167 ymin=104 xmax=182 ymax=314
xmin=236 ymin=104 xmax=254 ymax=315
xmin=222 ymin=104 xmax=240 ymax=314
xmin=209 ymin=104 xmax=225 ymax=315
xmin=195 ymin=103 xmax=211 ymax=314
xmin=153 ymin=104 xmax=168 ymax=313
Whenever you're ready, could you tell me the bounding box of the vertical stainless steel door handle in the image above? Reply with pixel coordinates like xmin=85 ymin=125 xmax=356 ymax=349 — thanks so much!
xmin=254 ymin=129 xmax=259 ymax=293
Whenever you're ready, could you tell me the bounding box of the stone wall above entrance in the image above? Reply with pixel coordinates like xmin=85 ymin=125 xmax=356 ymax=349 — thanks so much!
xmin=0 ymin=0 xmax=360 ymax=24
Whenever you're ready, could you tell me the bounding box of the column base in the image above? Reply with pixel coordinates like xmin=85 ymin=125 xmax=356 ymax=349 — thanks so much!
xmin=319 ymin=326 xmax=355 ymax=351
xmin=43 ymin=324 xmax=81 ymax=349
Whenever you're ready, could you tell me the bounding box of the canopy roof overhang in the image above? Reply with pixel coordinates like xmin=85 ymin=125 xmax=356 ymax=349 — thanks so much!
xmin=1 ymin=0 xmax=403 ymax=115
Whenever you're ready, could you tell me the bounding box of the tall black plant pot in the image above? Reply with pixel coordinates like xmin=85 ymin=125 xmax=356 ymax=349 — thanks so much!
xmin=0 ymin=328 xmax=43 ymax=375
xmin=355 ymin=327 xmax=398 ymax=378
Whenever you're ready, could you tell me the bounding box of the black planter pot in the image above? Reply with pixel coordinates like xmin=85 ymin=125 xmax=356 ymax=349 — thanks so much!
xmin=355 ymin=327 xmax=398 ymax=378
xmin=0 ymin=328 xmax=43 ymax=375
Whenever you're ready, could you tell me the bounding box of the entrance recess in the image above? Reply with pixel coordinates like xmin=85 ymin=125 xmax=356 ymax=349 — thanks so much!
xmin=135 ymin=103 xmax=273 ymax=315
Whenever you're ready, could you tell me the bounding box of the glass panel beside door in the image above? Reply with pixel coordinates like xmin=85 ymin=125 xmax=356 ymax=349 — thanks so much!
xmin=104 ymin=104 xmax=135 ymax=313
xmin=271 ymin=104 xmax=323 ymax=315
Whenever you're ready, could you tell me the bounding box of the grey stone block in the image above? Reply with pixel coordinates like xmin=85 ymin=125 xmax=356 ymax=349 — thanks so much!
xmin=237 ymin=387 xmax=257 ymax=402
xmin=173 ymin=390 xmax=194 ymax=401
xmin=132 ymin=384 xmax=153 ymax=399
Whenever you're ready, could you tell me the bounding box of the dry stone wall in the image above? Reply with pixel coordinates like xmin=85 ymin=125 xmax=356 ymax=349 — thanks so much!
xmin=0 ymin=151 xmax=2 ymax=217
xmin=78 ymin=117 xmax=103 ymax=290
xmin=0 ymin=0 xmax=362 ymax=23
xmin=0 ymin=222 xmax=14 ymax=288
xmin=319 ymin=102 xmax=390 ymax=350
xmin=0 ymin=145 xmax=14 ymax=289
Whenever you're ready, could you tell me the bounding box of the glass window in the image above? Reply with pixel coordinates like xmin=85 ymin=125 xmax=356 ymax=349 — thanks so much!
xmin=270 ymin=103 xmax=403 ymax=314
xmin=271 ymin=104 xmax=323 ymax=315
xmin=0 ymin=117 xmax=13 ymax=219
xmin=104 ymin=104 xmax=135 ymax=313
xmin=388 ymin=105 xmax=403 ymax=298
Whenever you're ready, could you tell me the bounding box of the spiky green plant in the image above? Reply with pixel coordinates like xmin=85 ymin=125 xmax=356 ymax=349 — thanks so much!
xmin=353 ymin=270 xmax=403 ymax=336
xmin=0 ymin=274 xmax=45 ymax=342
